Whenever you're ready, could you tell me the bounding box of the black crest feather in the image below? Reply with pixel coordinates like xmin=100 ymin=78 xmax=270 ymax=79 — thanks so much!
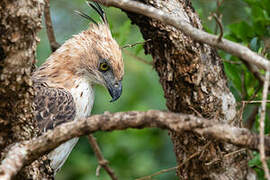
xmin=87 ymin=1 xmax=108 ymax=24
xmin=74 ymin=10 xmax=98 ymax=25
xmin=75 ymin=1 xmax=107 ymax=25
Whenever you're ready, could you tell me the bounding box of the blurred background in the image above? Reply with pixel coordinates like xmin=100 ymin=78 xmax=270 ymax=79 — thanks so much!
xmin=37 ymin=0 xmax=270 ymax=179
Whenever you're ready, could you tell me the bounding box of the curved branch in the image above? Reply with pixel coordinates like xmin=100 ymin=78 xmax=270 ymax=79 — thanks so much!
xmin=0 ymin=110 xmax=270 ymax=180
xmin=94 ymin=0 xmax=270 ymax=70
xmin=44 ymin=0 xmax=60 ymax=52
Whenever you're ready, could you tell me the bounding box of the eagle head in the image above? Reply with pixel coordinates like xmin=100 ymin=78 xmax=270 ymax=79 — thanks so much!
xmin=76 ymin=2 xmax=124 ymax=102
xmin=79 ymin=2 xmax=124 ymax=102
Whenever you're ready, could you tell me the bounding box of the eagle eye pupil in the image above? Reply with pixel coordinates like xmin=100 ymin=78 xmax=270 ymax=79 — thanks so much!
xmin=100 ymin=62 xmax=109 ymax=71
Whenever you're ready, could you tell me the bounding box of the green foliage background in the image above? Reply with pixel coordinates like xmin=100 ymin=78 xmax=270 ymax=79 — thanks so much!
xmin=37 ymin=0 xmax=270 ymax=179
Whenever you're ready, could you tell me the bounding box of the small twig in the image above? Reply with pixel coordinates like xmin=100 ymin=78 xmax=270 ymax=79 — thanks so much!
xmin=259 ymin=70 xmax=270 ymax=180
xmin=222 ymin=59 xmax=241 ymax=65
xmin=135 ymin=166 xmax=177 ymax=180
xmin=242 ymin=100 xmax=270 ymax=104
xmin=188 ymin=106 xmax=203 ymax=118
xmin=233 ymin=71 xmax=247 ymax=127
xmin=205 ymin=148 xmax=246 ymax=166
xmin=216 ymin=0 xmax=225 ymax=9
xmin=121 ymin=39 xmax=151 ymax=49
xmin=135 ymin=142 xmax=211 ymax=180
xmin=123 ymin=49 xmax=153 ymax=65
xmin=224 ymin=148 xmax=246 ymax=158
xmin=87 ymin=134 xmax=118 ymax=180
xmin=44 ymin=0 xmax=60 ymax=52
xmin=249 ymin=85 xmax=262 ymax=101
xmin=236 ymin=86 xmax=261 ymax=107
xmin=96 ymin=165 xmax=102 ymax=176
xmin=214 ymin=0 xmax=224 ymax=34
xmin=235 ymin=85 xmax=261 ymax=126
xmin=211 ymin=13 xmax=223 ymax=42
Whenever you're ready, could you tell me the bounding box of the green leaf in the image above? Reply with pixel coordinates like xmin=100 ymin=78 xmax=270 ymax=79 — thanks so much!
xmin=248 ymin=153 xmax=261 ymax=167
xmin=251 ymin=5 xmax=266 ymax=21
xmin=250 ymin=37 xmax=259 ymax=51
xmin=261 ymin=0 xmax=270 ymax=15
xmin=228 ymin=22 xmax=254 ymax=41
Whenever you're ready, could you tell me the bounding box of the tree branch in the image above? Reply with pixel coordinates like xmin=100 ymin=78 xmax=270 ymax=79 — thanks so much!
xmin=87 ymin=135 xmax=118 ymax=180
xmin=0 ymin=110 xmax=270 ymax=180
xmin=94 ymin=0 xmax=270 ymax=70
xmin=259 ymin=70 xmax=270 ymax=180
xmin=209 ymin=13 xmax=223 ymax=42
xmin=44 ymin=0 xmax=60 ymax=52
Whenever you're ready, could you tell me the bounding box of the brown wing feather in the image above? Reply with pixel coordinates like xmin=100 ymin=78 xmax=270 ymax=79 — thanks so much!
xmin=33 ymin=82 xmax=76 ymax=133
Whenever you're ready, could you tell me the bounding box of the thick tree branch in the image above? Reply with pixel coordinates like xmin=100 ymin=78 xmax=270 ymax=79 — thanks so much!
xmin=0 ymin=110 xmax=270 ymax=180
xmin=94 ymin=0 xmax=270 ymax=70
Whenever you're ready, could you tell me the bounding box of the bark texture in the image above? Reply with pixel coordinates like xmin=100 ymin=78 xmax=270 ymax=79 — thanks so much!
xmin=0 ymin=0 xmax=53 ymax=179
xmin=125 ymin=0 xmax=255 ymax=179
xmin=0 ymin=0 xmax=259 ymax=179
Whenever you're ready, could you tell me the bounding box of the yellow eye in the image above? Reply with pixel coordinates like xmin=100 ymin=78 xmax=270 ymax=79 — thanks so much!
xmin=99 ymin=62 xmax=109 ymax=71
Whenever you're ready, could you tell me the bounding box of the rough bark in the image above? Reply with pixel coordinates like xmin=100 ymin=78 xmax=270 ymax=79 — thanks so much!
xmin=125 ymin=0 xmax=255 ymax=179
xmin=0 ymin=0 xmax=53 ymax=179
xmin=0 ymin=0 xmax=260 ymax=179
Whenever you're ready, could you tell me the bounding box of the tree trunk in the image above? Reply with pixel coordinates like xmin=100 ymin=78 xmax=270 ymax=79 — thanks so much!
xmin=0 ymin=0 xmax=53 ymax=179
xmin=0 ymin=0 xmax=259 ymax=179
xmin=126 ymin=0 xmax=256 ymax=179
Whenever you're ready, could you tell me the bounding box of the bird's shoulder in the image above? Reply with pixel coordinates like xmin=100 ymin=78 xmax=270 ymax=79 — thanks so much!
xmin=33 ymin=80 xmax=76 ymax=133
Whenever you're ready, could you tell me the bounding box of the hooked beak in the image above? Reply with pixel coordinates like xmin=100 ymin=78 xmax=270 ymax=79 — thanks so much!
xmin=106 ymin=80 xmax=122 ymax=102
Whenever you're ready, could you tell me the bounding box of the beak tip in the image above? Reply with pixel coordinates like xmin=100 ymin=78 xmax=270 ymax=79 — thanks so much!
xmin=109 ymin=93 xmax=121 ymax=103
xmin=107 ymin=82 xmax=122 ymax=103
xmin=109 ymin=98 xmax=117 ymax=103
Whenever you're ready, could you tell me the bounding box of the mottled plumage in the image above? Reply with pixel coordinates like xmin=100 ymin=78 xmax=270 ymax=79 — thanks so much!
xmin=32 ymin=2 xmax=124 ymax=174
xmin=33 ymin=82 xmax=76 ymax=132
